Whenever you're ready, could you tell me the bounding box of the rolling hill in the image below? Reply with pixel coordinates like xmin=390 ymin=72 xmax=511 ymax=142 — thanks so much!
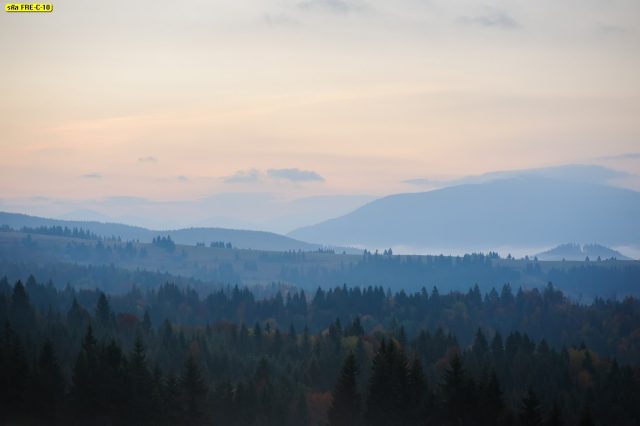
xmin=1 ymin=228 xmax=638 ymax=300
xmin=0 ymin=211 xmax=356 ymax=253
xmin=536 ymin=243 xmax=632 ymax=261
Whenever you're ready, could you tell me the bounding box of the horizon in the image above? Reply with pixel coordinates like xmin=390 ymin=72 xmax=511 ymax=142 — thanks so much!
xmin=2 ymin=3 xmax=640 ymax=424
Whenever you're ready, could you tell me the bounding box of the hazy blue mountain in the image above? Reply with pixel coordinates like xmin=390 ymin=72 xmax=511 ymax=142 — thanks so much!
xmin=57 ymin=209 xmax=114 ymax=222
xmin=256 ymin=194 xmax=376 ymax=233
xmin=289 ymin=177 xmax=640 ymax=250
xmin=404 ymin=164 xmax=631 ymax=189
xmin=191 ymin=215 xmax=263 ymax=231
xmin=536 ymin=243 xmax=632 ymax=261
xmin=0 ymin=211 xmax=358 ymax=252
xmin=0 ymin=192 xmax=374 ymax=234
xmin=193 ymin=193 xmax=375 ymax=233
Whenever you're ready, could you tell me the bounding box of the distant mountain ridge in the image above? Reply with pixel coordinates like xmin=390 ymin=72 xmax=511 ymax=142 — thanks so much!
xmin=0 ymin=211 xmax=358 ymax=253
xmin=536 ymin=243 xmax=632 ymax=261
xmin=289 ymin=177 xmax=640 ymax=250
xmin=1 ymin=193 xmax=375 ymax=233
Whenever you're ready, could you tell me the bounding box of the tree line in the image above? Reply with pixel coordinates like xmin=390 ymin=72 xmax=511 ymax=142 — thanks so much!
xmin=0 ymin=277 xmax=639 ymax=424
xmin=3 ymin=274 xmax=638 ymax=363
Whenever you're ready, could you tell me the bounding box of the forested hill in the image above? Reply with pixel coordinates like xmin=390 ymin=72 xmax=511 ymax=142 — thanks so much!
xmin=536 ymin=243 xmax=631 ymax=261
xmin=1 ymin=276 xmax=639 ymax=425
xmin=1 ymin=228 xmax=639 ymax=301
xmin=0 ymin=211 xmax=353 ymax=252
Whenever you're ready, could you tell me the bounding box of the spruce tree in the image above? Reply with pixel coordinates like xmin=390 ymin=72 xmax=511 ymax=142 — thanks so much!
xmin=129 ymin=335 xmax=153 ymax=423
xmin=31 ymin=339 xmax=65 ymax=422
xmin=519 ymin=387 xmax=543 ymax=426
xmin=180 ymin=355 xmax=208 ymax=423
xmin=440 ymin=354 xmax=476 ymax=424
xmin=406 ymin=358 xmax=429 ymax=425
xmin=70 ymin=325 xmax=99 ymax=420
xmin=164 ymin=373 xmax=182 ymax=424
xmin=482 ymin=371 xmax=504 ymax=422
xmin=96 ymin=292 xmax=111 ymax=328
xmin=365 ymin=340 xmax=411 ymax=426
xmin=328 ymin=353 xmax=361 ymax=426
xmin=1 ymin=322 xmax=29 ymax=419
xmin=365 ymin=340 xmax=392 ymax=426
xmin=142 ymin=310 xmax=152 ymax=334
xmin=10 ymin=280 xmax=34 ymax=334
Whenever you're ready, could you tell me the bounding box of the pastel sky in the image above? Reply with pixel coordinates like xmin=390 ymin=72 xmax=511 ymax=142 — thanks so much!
xmin=1 ymin=0 xmax=640 ymax=203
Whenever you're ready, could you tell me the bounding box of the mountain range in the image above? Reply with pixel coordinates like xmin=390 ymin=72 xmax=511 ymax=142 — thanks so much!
xmin=2 ymin=165 xmax=639 ymax=257
xmin=289 ymin=176 xmax=640 ymax=253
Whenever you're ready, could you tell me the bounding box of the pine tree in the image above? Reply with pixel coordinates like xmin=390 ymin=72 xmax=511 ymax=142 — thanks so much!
xmin=10 ymin=280 xmax=34 ymax=334
xmin=1 ymin=322 xmax=29 ymax=419
xmin=364 ymin=340 xmax=410 ymax=426
xmin=70 ymin=325 xmax=99 ymax=419
xmin=485 ymin=371 xmax=504 ymax=418
xmin=31 ymin=339 xmax=65 ymax=422
xmin=164 ymin=373 xmax=183 ymax=424
xmin=440 ymin=354 xmax=476 ymax=424
xmin=66 ymin=297 xmax=89 ymax=332
xmin=472 ymin=328 xmax=489 ymax=368
xmin=129 ymin=335 xmax=153 ymax=423
xmin=328 ymin=353 xmax=361 ymax=426
xmin=519 ymin=387 xmax=543 ymax=426
xmin=212 ymin=380 xmax=235 ymax=425
xmin=180 ymin=355 xmax=208 ymax=423
xmin=406 ymin=358 xmax=429 ymax=425
xmin=365 ymin=340 xmax=392 ymax=426
xmin=96 ymin=292 xmax=112 ymax=328
xmin=142 ymin=310 xmax=152 ymax=334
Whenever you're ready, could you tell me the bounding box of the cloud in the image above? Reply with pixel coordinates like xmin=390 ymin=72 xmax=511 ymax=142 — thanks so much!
xmin=81 ymin=173 xmax=102 ymax=179
xmin=267 ymin=168 xmax=325 ymax=182
xmin=597 ymin=152 xmax=640 ymax=161
xmin=460 ymin=7 xmax=519 ymax=30
xmin=223 ymin=168 xmax=325 ymax=184
xmin=297 ymin=0 xmax=358 ymax=14
xmin=264 ymin=13 xmax=301 ymax=28
xmin=597 ymin=25 xmax=626 ymax=37
xmin=177 ymin=175 xmax=188 ymax=182
xmin=138 ymin=156 xmax=158 ymax=163
xmin=223 ymin=169 xmax=262 ymax=184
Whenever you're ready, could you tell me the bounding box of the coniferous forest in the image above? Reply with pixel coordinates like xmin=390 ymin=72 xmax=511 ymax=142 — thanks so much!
xmin=4 ymin=0 xmax=640 ymax=424
xmin=1 ymin=275 xmax=639 ymax=425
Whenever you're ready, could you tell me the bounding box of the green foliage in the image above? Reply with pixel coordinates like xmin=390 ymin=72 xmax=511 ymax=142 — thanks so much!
xmin=0 ymin=277 xmax=638 ymax=425
xmin=519 ymin=387 xmax=543 ymax=426
xmin=328 ymin=353 xmax=360 ymax=426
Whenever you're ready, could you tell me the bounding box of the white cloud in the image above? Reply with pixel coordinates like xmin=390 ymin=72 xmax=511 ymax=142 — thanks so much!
xmin=223 ymin=169 xmax=262 ymax=184
xmin=81 ymin=173 xmax=103 ymax=179
xmin=267 ymin=168 xmax=325 ymax=182
xmin=138 ymin=156 xmax=158 ymax=163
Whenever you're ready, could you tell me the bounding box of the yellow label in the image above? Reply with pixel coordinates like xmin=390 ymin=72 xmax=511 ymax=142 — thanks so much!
xmin=5 ymin=3 xmax=53 ymax=12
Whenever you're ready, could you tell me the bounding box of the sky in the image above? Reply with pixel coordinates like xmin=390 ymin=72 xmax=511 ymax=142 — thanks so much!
xmin=1 ymin=0 xmax=640 ymax=213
